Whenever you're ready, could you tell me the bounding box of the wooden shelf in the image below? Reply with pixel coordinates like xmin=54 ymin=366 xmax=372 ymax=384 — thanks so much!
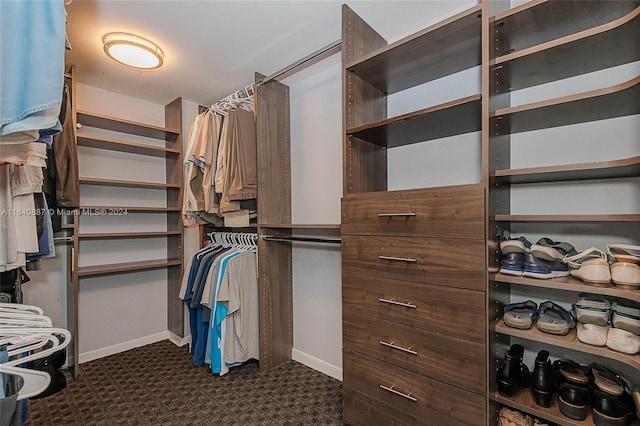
xmin=494 ymin=319 xmax=640 ymax=370
xmin=345 ymin=5 xmax=482 ymax=94
xmin=78 ymin=206 xmax=180 ymax=212
xmin=491 ymin=76 xmax=640 ymax=135
xmin=76 ymin=110 xmax=179 ymax=140
xmin=77 ymin=258 xmax=182 ymax=277
xmin=259 ymin=224 xmax=341 ymax=230
xmin=79 ymin=177 xmax=180 ymax=189
xmin=494 ymin=214 xmax=640 ymax=222
xmin=346 ymin=94 xmax=481 ymax=147
xmin=491 ymin=5 xmax=639 ymax=91
xmin=78 ymin=231 xmax=181 ymax=240
xmin=77 ymin=133 xmax=180 ymax=157
xmin=492 ymin=273 xmax=640 ymax=304
xmin=492 ymin=156 xmax=640 ymax=184
xmin=491 ymin=1 xmax=639 ymax=58
xmin=494 ymin=388 xmax=596 ymax=426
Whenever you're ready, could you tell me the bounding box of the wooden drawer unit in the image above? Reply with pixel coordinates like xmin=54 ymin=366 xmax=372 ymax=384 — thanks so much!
xmin=343 ymin=349 xmax=486 ymax=426
xmin=341 ymin=185 xmax=484 ymax=238
xmin=343 ymin=273 xmax=484 ymax=343
xmin=343 ymin=311 xmax=485 ymax=394
xmin=342 ymin=235 xmax=485 ymax=290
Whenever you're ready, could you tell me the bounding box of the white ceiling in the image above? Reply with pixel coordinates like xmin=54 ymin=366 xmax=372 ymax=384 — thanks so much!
xmin=65 ymin=0 xmax=476 ymax=107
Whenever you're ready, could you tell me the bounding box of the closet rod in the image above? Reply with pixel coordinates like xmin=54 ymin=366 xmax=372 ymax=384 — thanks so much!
xmin=262 ymin=235 xmax=341 ymax=244
xmin=257 ymin=39 xmax=342 ymax=86
xmin=53 ymin=236 xmax=74 ymax=244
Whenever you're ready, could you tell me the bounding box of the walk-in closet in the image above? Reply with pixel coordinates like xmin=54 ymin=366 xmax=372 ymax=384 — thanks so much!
xmin=1 ymin=1 xmax=638 ymax=425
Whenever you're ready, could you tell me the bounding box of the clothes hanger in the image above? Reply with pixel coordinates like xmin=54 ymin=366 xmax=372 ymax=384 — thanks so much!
xmin=0 ymin=364 xmax=51 ymax=401
xmin=1 ymin=327 xmax=71 ymax=367
xmin=0 ymin=303 xmax=44 ymax=315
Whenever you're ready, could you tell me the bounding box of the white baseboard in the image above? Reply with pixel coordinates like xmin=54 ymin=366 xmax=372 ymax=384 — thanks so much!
xmin=79 ymin=331 xmax=171 ymax=364
xmin=292 ymin=348 xmax=342 ymax=381
xmin=168 ymin=332 xmax=190 ymax=347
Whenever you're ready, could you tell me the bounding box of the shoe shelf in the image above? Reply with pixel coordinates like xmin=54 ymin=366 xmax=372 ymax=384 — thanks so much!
xmin=490 ymin=76 xmax=640 ymax=135
xmin=77 ymin=258 xmax=182 ymax=278
xmin=494 ymin=319 xmax=640 ymax=371
xmin=492 ymin=156 xmax=640 ymax=185
xmin=491 ymin=273 xmax=640 ymax=304
xmin=494 ymin=388 xmax=596 ymax=426
xmin=79 ymin=177 xmax=181 ymax=189
xmin=490 ymin=4 xmax=640 ymax=92
xmin=77 ymin=133 xmax=181 ymax=158
xmin=345 ymin=5 xmax=482 ymax=94
xmin=494 ymin=214 xmax=640 ymax=223
xmin=346 ymin=94 xmax=481 ymax=148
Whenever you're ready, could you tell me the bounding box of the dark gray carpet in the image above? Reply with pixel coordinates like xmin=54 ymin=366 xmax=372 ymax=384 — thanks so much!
xmin=25 ymin=340 xmax=343 ymax=425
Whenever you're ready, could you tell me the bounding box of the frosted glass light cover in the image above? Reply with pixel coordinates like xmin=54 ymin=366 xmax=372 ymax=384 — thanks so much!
xmin=103 ymin=32 xmax=164 ymax=70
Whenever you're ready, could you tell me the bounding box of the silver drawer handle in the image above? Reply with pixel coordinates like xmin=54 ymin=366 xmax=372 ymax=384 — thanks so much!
xmin=378 ymin=298 xmax=417 ymax=309
xmin=379 ymin=384 xmax=418 ymax=402
xmin=377 ymin=212 xmax=416 ymax=217
xmin=379 ymin=340 xmax=418 ymax=356
xmin=378 ymin=256 xmax=417 ymax=263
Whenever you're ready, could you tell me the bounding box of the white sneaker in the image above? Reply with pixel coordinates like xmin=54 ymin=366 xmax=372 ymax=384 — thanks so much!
xmin=606 ymin=327 xmax=640 ymax=355
xmin=577 ymin=323 xmax=608 ymax=346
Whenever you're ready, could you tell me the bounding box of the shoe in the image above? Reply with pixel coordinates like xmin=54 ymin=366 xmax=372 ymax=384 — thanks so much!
xmin=564 ymin=247 xmax=612 ymax=286
xmin=500 ymin=236 xmax=532 ymax=255
xmin=610 ymin=262 xmax=640 ymax=290
xmin=536 ymin=301 xmax=575 ymax=335
xmin=589 ymin=364 xmax=637 ymax=426
xmin=524 ymin=254 xmax=570 ymax=279
xmin=554 ymin=360 xmax=590 ymax=421
xmin=611 ymin=302 xmax=640 ymax=336
xmin=531 ymin=238 xmax=577 ymax=261
xmin=607 ymin=244 xmax=640 ymax=264
xmin=531 ymin=350 xmax=556 ymax=408
xmin=497 ymin=344 xmax=530 ymax=397
xmin=606 ymin=328 xmax=640 ymax=355
xmin=572 ymin=293 xmax=611 ymax=326
xmin=498 ymin=407 xmax=534 ymax=426
xmin=504 ymin=300 xmax=537 ymax=329
xmin=501 ymin=253 xmax=525 ymax=276
xmin=577 ymin=323 xmax=609 ymax=346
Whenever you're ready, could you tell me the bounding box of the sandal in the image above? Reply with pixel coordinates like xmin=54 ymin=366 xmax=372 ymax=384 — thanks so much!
xmin=572 ymin=293 xmax=611 ymax=326
xmin=503 ymin=300 xmax=537 ymax=329
xmin=611 ymin=302 xmax=640 ymax=336
xmin=536 ymin=301 xmax=575 ymax=336
xmin=610 ymin=262 xmax=640 ymax=290
xmin=607 ymin=244 xmax=640 ymax=264
xmin=564 ymin=247 xmax=611 ymax=286
xmin=531 ymin=238 xmax=577 ymax=261
xmin=500 ymin=236 xmax=532 ymax=255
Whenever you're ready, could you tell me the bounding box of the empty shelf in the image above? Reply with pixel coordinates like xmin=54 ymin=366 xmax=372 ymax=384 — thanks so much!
xmin=77 ymin=259 xmax=182 ymax=277
xmin=79 ymin=177 xmax=180 ymax=189
xmin=77 ymin=110 xmax=179 ymax=140
xmin=77 ymin=133 xmax=180 ymax=157
xmin=494 ymin=214 xmax=640 ymax=222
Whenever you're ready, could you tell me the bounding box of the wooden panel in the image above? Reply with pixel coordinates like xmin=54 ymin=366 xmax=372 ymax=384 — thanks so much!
xmin=346 ymin=5 xmax=483 ymax=95
xmin=343 ymin=350 xmax=486 ymax=426
xmin=491 ymin=76 xmax=640 ymax=135
xmin=347 ymin=94 xmax=482 ymax=147
xmin=77 ymin=259 xmax=181 ymax=277
xmin=257 ymin=230 xmax=293 ymax=371
xmin=167 ymin=264 xmax=183 ymax=336
xmin=77 ymin=134 xmax=180 ymax=157
xmin=79 ymin=177 xmax=179 ymax=189
xmin=342 ymin=4 xmax=387 ymax=64
xmin=492 ymin=0 xmax=639 ymax=58
xmin=341 ymin=185 xmax=484 ymax=238
xmin=343 ymin=311 xmax=485 ymax=394
xmin=344 ymin=136 xmax=387 ymax=195
xmin=342 ymin=273 xmax=485 ymax=343
xmin=493 ymin=6 xmax=640 ymax=92
xmin=342 ymin=235 xmax=484 ymax=290
xmin=256 ymin=72 xmax=291 ymax=225
xmin=76 ymin=110 xmax=180 ymax=140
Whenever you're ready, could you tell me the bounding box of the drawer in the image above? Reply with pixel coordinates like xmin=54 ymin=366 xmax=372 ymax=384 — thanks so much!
xmin=341 ymin=185 xmax=484 ymax=238
xmin=343 ymin=311 xmax=485 ymax=394
xmin=342 ymin=273 xmax=485 ymax=343
xmin=342 ymin=235 xmax=485 ymax=290
xmin=342 ymin=349 xmax=486 ymax=426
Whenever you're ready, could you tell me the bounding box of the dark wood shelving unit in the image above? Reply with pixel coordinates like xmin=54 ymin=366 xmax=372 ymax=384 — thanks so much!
xmin=490 ymin=76 xmax=640 ymax=135
xmin=491 ymin=5 xmax=640 ymax=91
xmin=492 ymin=273 xmax=640 ymax=304
xmin=345 ymin=5 xmax=482 ymax=94
xmin=346 ymin=94 xmax=481 ymax=147
xmin=77 ymin=110 xmax=180 ymax=141
xmin=77 ymin=258 xmax=182 ymax=278
xmin=77 ymin=133 xmax=180 ymax=157
xmin=492 ymin=156 xmax=640 ymax=184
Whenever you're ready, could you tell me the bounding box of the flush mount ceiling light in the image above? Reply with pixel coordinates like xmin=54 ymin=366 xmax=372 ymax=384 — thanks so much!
xmin=102 ymin=32 xmax=164 ymax=71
